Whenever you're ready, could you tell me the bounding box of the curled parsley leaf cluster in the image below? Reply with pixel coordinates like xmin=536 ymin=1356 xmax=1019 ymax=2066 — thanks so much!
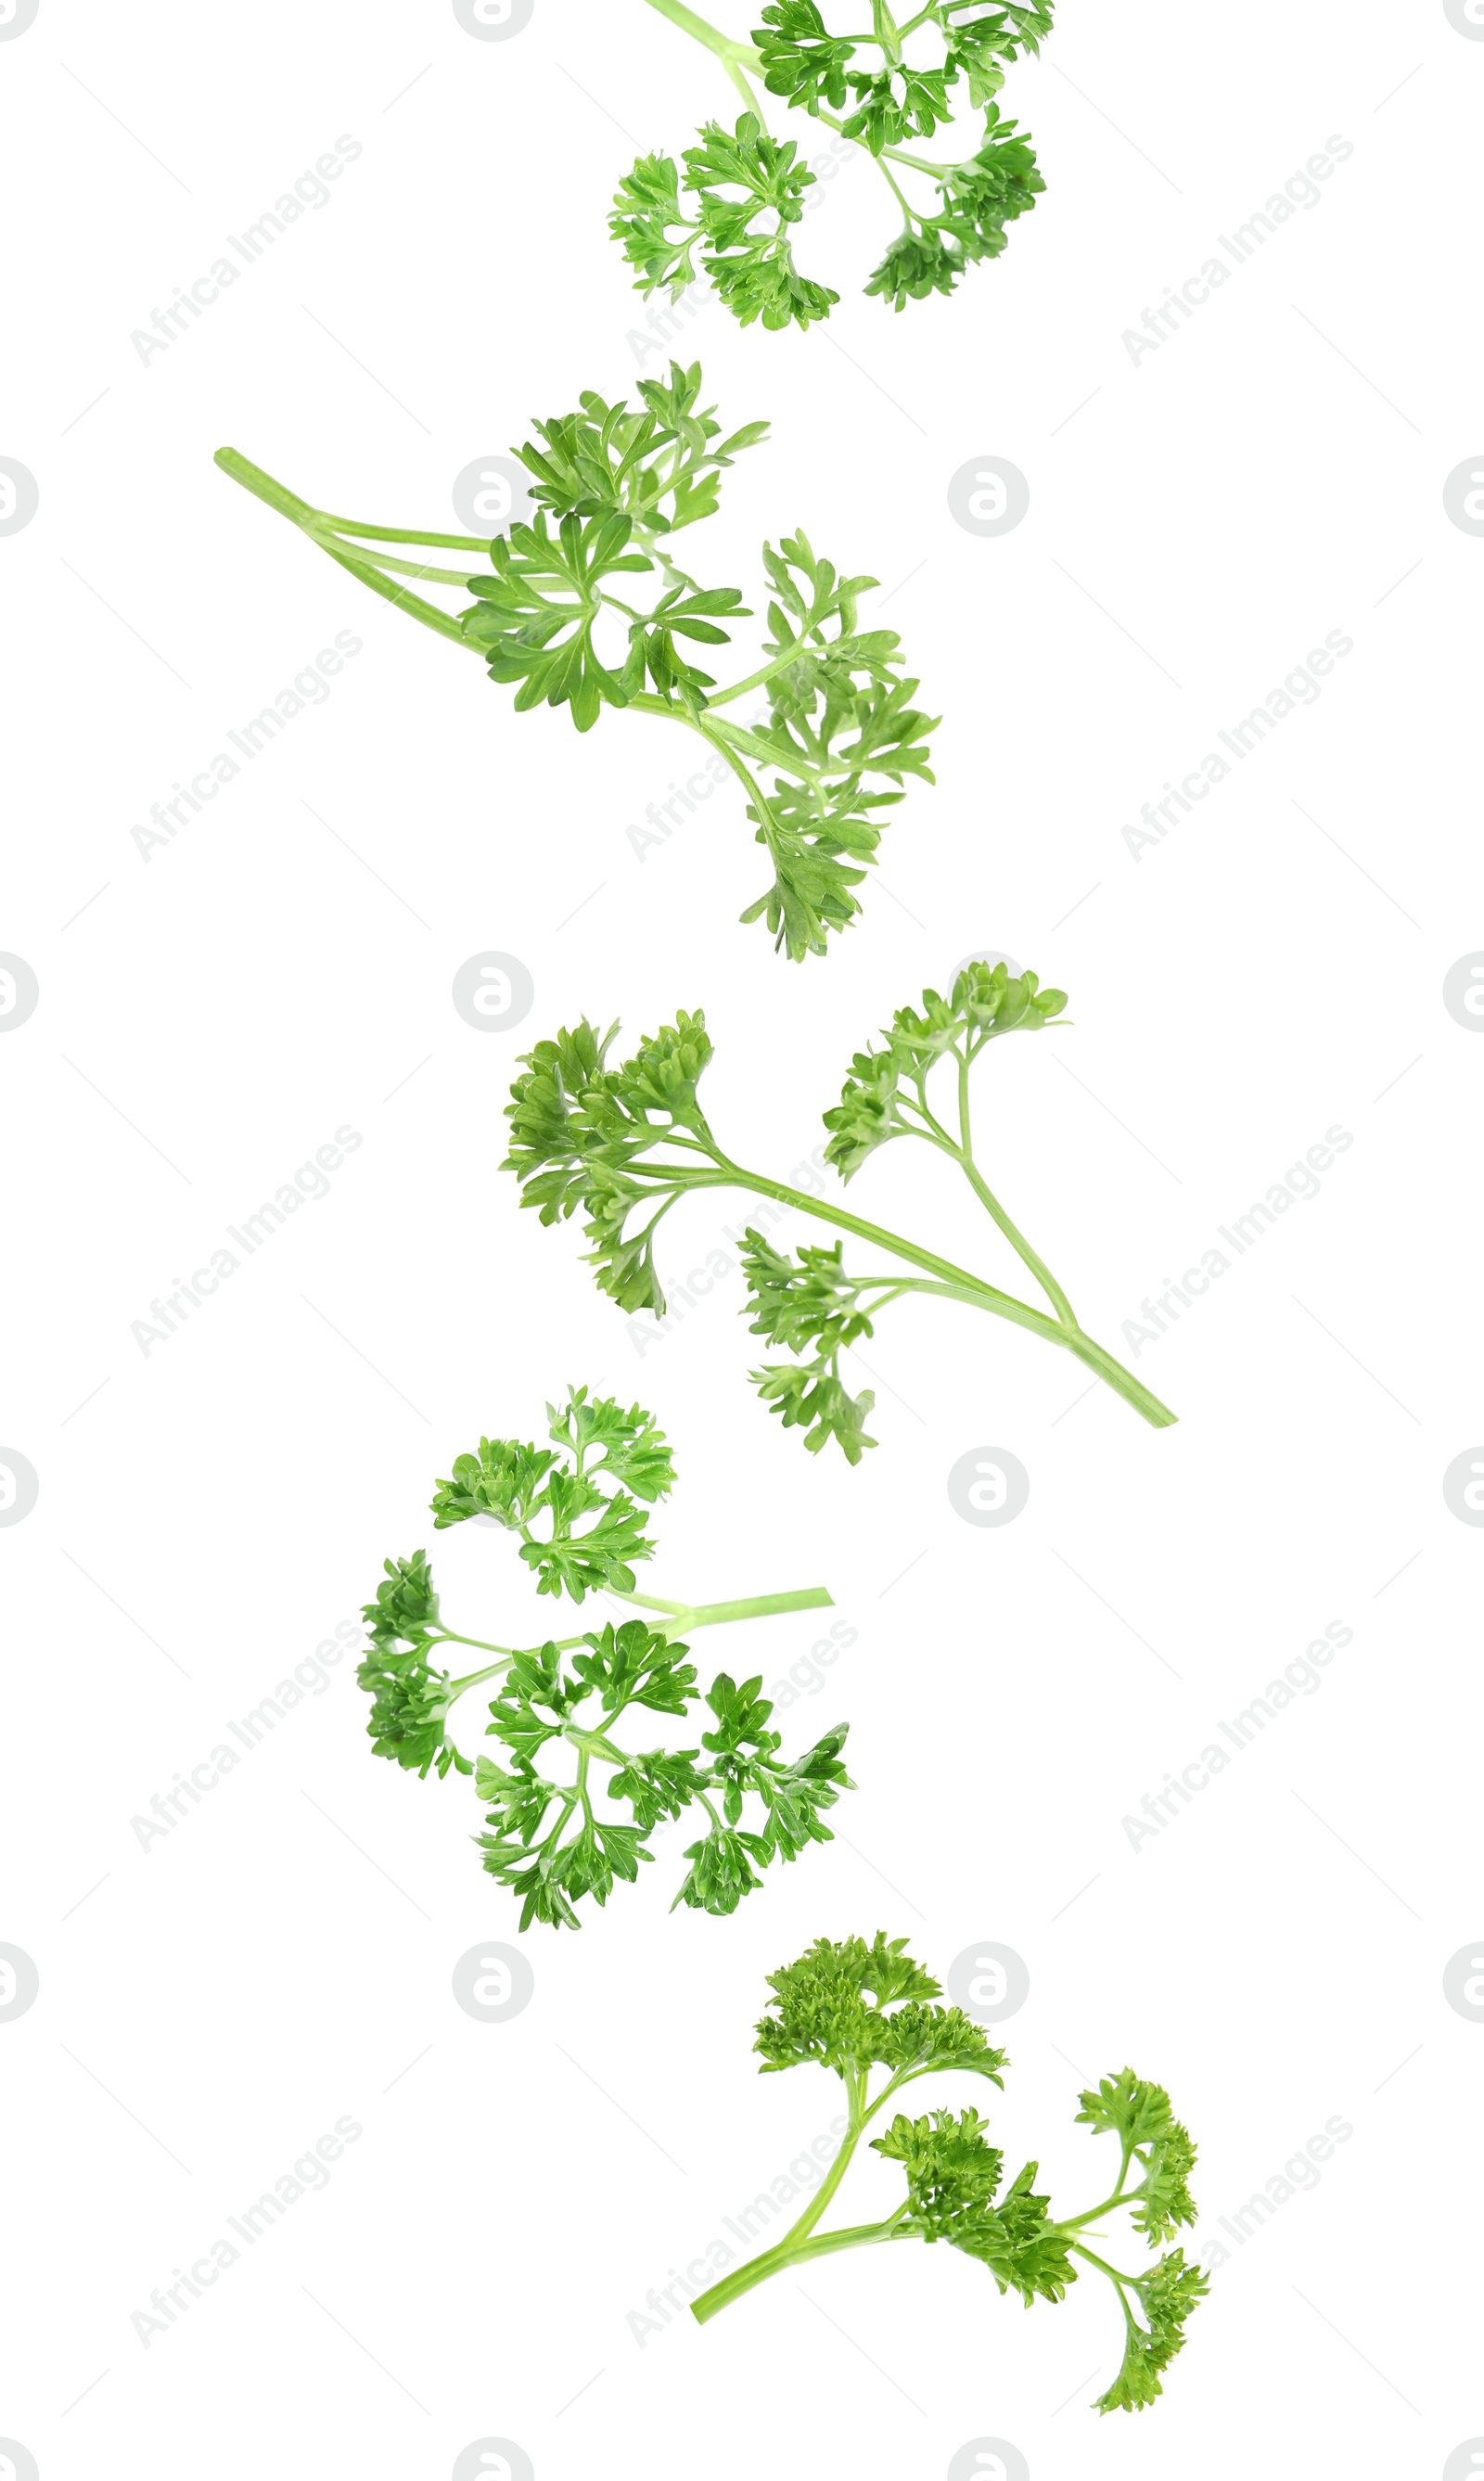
xmin=214 ymin=361 xmax=934 ymax=962
xmin=687 ymin=1933 xmax=1208 ymax=2417
xmin=357 ymin=1385 xmax=851 ymax=1929
xmin=503 ymin=962 xmax=1179 ymax=1460
xmin=614 ymin=1 xmax=1052 ymax=329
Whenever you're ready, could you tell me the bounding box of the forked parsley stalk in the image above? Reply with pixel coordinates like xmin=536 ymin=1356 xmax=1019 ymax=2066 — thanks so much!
xmin=504 ymin=962 xmax=1178 ymax=1461
xmin=214 ymin=361 xmax=934 ymax=962
xmin=358 ymin=1385 xmax=852 ymax=1928
xmin=688 ymin=1935 xmax=1208 ymax=2417
xmin=614 ymin=2 xmax=1052 ymax=327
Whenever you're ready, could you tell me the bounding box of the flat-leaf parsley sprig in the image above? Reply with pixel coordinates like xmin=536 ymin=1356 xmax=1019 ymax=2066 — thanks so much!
xmin=613 ymin=1 xmax=1052 ymax=327
xmin=358 ymin=1384 xmax=852 ymax=1929
xmin=686 ymin=1933 xmax=1208 ymax=2416
xmin=503 ymin=961 xmax=1179 ymax=1462
xmin=214 ymin=360 xmax=934 ymax=962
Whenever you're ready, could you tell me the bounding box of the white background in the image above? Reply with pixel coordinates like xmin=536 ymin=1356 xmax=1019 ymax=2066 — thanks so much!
xmin=3 ymin=1 xmax=1482 ymax=2475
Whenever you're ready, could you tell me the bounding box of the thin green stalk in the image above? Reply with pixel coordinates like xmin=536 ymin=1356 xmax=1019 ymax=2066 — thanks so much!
xmin=955 ymin=1050 xmax=1078 ymax=1327
xmin=641 ymin=0 xmax=762 ymax=67
xmin=215 ymin=448 xmax=474 ymax=648
xmin=723 ymin=54 xmax=767 ymax=113
xmin=1052 ymin=2191 xmax=1132 ymax=2238
xmin=872 ymin=0 xmax=904 ymax=58
xmin=619 ymin=1584 xmax=833 ymax=1630
xmin=705 ymin=1161 xmax=1177 ymax=1427
xmin=689 ymin=2065 xmax=929 ymax=2327
xmin=692 ymin=716 xmax=792 ymax=879
xmin=683 ymin=1587 xmax=836 ymax=1627
xmin=315 ymin=517 xmax=494 ymax=551
xmin=690 ymin=2216 xmax=908 ymax=2322
xmin=1069 ymin=2240 xmax=1146 ymax=2296
xmin=313 ymin=542 xmax=484 ymax=590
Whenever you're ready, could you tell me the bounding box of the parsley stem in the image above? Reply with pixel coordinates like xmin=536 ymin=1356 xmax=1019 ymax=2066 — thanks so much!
xmin=625 ymin=1585 xmax=835 ymax=1629
xmin=214 ymin=448 xmax=472 ymax=648
xmin=307 ymin=537 xmax=483 ymax=589
xmin=690 ymin=2216 xmax=909 ymax=2324
xmin=701 ymin=1162 xmax=1176 ymax=1426
xmin=1068 ymin=2240 xmax=1145 ymax=2296
xmin=873 ymin=1 xmax=904 ymax=60
xmin=1052 ymin=2191 xmax=1133 ymax=2236
xmin=689 ymin=718 xmax=794 ymax=889
xmin=640 ymin=0 xmax=762 ymax=70
xmin=313 ymin=517 xmax=493 ymax=551
xmin=955 ymin=1050 xmax=1077 ymax=1325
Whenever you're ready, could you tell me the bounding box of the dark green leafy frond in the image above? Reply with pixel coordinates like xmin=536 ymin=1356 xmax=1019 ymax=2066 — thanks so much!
xmin=754 ymin=1931 xmax=940 ymax=2073
xmin=459 ymin=508 xmax=650 ymax=733
xmin=1077 ymin=2068 xmax=1199 ymax=2244
xmin=503 ymin=1010 xmax=717 ymax=1315
xmin=741 ymin=1231 xmax=876 ymax=1359
xmin=864 ymin=224 xmax=963 ymax=312
xmin=357 ymin=1554 xmax=472 ymax=1780
xmin=843 ymin=61 xmax=956 ymax=153
xmin=474 ymin=1623 xmax=848 ymax=1929
xmin=1094 ymin=2249 xmax=1208 ymax=2414
xmin=429 ymin=1388 xmax=674 ymax=1602
xmin=734 ymin=529 xmax=936 ymax=957
xmin=513 ymin=362 xmax=767 ymax=537
xmin=357 ymin=1644 xmax=471 ymax=1780
xmin=569 ymin=1620 xmax=699 ymax=1717
xmin=684 ymin=115 xmax=838 ymax=333
xmin=605 ymin=1745 xmax=710 ymax=1831
xmin=361 ymin=1548 xmax=441 ymax=1654
xmin=932 ymin=123 xmax=1045 ymax=262
xmin=755 ymin=1720 xmax=852 ymax=1860
xmin=873 ymin=2000 xmax=1008 ymax=2086
xmin=674 ymin=1822 xmax=772 ymax=1913
xmin=873 ymin=2105 xmax=1004 ymax=2232
xmin=956 ymin=2159 xmax=1077 ymax=2302
xmin=823 ymin=960 xmax=1068 ymax=1178
xmin=430 ymin=1436 xmax=556 ymax=1530
xmin=547 ymin=1384 xmax=676 ymax=1502
xmin=610 ymin=153 xmax=698 ymax=297
xmin=524 ymin=1477 xmax=657 ymax=1600
xmin=751 ymin=1357 xmax=877 ymax=1465
xmin=753 ymin=0 xmax=855 ymax=113
xmin=941 ymin=1 xmax=1055 ymax=104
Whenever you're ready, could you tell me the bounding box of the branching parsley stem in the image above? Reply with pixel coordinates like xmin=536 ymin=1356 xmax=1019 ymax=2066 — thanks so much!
xmin=954 ymin=1048 xmax=1078 ymax=1326
xmin=714 ymin=1166 xmax=1175 ymax=1426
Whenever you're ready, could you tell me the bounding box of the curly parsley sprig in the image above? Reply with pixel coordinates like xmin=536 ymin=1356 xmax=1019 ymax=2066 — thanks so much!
xmin=214 ymin=362 xmax=934 ymax=963
xmin=502 ymin=962 xmax=1179 ymax=1462
xmin=358 ymin=1385 xmax=851 ymax=1930
xmin=687 ymin=1934 xmax=1208 ymax=2417
xmin=612 ymin=1 xmax=1051 ymax=328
